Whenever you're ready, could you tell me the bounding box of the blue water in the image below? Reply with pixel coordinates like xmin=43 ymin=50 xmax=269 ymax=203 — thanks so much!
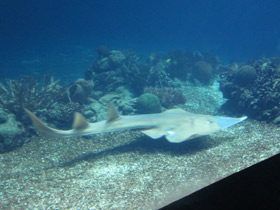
xmin=2 ymin=2 xmax=280 ymax=208
xmin=1 ymin=0 xmax=280 ymax=80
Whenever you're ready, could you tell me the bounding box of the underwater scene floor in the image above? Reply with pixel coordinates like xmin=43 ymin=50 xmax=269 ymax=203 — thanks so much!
xmin=1 ymin=119 xmax=280 ymax=209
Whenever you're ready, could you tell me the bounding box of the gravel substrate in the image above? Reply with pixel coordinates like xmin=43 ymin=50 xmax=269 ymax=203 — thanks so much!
xmin=0 ymin=119 xmax=279 ymax=209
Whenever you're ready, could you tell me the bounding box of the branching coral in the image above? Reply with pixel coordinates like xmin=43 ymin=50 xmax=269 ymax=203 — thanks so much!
xmin=0 ymin=74 xmax=62 ymax=121
xmin=0 ymin=74 xmax=66 ymax=152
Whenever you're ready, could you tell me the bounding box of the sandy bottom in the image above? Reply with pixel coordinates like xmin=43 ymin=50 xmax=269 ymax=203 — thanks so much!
xmin=1 ymin=120 xmax=280 ymax=209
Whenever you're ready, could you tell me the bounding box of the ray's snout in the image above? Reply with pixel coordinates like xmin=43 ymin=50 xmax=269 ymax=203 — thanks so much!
xmin=214 ymin=116 xmax=247 ymax=129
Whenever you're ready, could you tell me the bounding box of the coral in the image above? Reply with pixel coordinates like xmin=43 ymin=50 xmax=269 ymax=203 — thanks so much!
xmin=234 ymin=65 xmax=257 ymax=86
xmin=146 ymin=60 xmax=175 ymax=88
xmin=109 ymin=50 xmax=127 ymax=68
xmin=220 ymin=58 xmax=280 ymax=122
xmin=88 ymin=50 xmax=127 ymax=75
xmin=63 ymin=79 xmax=94 ymax=104
xmin=47 ymin=102 xmax=82 ymax=129
xmin=137 ymin=93 xmax=161 ymax=114
xmin=163 ymin=50 xmax=220 ymax=82
xmin=96 ymin=45 xmax=111 ymax=58
xmin=0 ymin=75 xmax=67 ymax=152
xmin=164 ymin=50 xmax=193 ymax=80
xmin=0 ymin=74 xmax=96 ymax=152
xmin=271 ymin=57 xmax=280 ymax=66
xmin=192 ymin=61 xmax=213 ymax=84
xmin=85 ymin=49 xmax=149 ymax=94
xmin=86 ymin=49 xmax=228 ymax=95
xmin=89 ymin=70 xmax=126 ymax=92
xmin=0 ymin=109 xmax=8 ymax=124
xmin=0 ymin=74 xmax=62 ymax=122
xmin=144 ymin=87 xmax=186 ymax=108
xmin=85 ymin=49 xmax=221 ymax=97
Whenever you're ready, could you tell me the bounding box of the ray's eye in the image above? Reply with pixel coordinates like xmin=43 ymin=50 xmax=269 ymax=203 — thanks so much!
xmin=207 ymin=120 xmax=214 ymax=124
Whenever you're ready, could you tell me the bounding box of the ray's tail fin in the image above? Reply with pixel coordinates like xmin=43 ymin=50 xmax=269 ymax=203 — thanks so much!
xmin=24 ymin=108 xmax=86 ymax=138
xmin=24 ymin=108 xmax=65 ymax=138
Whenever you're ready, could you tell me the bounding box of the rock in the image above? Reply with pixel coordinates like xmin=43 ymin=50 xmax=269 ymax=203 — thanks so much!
xmin=0 ymin=113 xmax=26 ymax=153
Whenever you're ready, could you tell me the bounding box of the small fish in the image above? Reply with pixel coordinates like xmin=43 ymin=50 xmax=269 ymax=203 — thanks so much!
xmin=24 ymin=102 xmax=247 ymax=143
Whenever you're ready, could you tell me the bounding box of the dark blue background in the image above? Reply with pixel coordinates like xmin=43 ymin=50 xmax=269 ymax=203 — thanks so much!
xmin=1 ymin=0 xmax=280 ymax=78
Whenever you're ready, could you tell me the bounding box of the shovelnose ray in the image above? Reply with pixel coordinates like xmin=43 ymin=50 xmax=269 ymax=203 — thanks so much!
xmin=24 ymin=102 xmax=247 ymax=143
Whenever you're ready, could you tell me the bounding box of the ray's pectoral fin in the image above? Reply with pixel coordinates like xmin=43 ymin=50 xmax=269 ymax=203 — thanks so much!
xmin=141 ymin=128 xmax=166 ymax=139
xmin=165 ymin=127 xmax=198 ymax=143
xmin=141 ymin=126 xmax=202 ymax=143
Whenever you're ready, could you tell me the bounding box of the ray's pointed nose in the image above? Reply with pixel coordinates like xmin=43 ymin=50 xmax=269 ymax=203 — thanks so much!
xmin=214 ymin=116 xmax=247 ymax=129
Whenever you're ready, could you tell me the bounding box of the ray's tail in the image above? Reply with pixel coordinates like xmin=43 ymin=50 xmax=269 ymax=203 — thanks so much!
xmin=24 ymin=108 xmax=88 ymax=138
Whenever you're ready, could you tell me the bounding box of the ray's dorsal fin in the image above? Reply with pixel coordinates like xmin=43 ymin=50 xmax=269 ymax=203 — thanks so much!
xmin=107 ymin=102 xmax=120 ymax=122
xmin=72 ymin=112 xmax=88 ymax=130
